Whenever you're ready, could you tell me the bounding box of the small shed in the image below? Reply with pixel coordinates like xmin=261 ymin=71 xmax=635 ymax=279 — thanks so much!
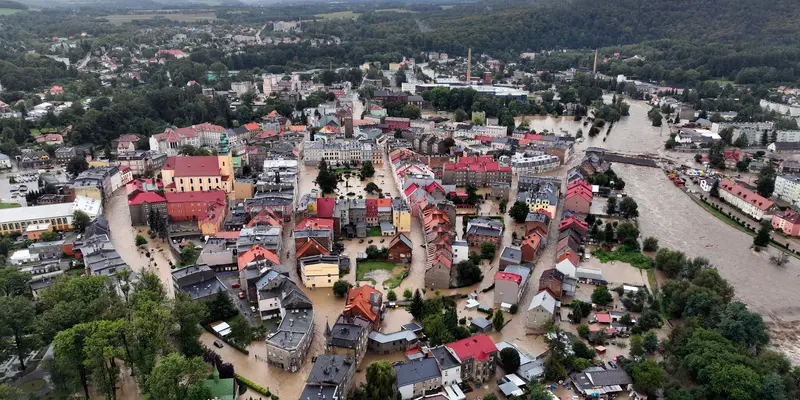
xmin=471 ymin=316 xmax=493 ymax=333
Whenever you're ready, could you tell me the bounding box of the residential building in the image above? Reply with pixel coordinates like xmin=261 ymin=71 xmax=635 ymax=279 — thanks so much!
xmin=116 ymin=151 xmax=168 ymax=176
xmin=771 ymin=209 xmax=800 ymax=236
xmin=0 ymin=153 xmax=10 ymax=169
xmin=126 ymin=178 xmax=166 ymax=225
xmin=520 ymin=229 xmax=544 ymax=262
xmin=392 ymin=199 xmax=411 ymax=233
xmin=494 ymin=265 xmax=531 ymax=306
xmin=718 ymin=179 xmax=774 ymax=220
xmin=508 ymin=153 xmax=561 ymax=173
xmin=564 ymin=180 xmax=593 ymax=214
xmin=499 ymin=246 xmax=522 ymax=269
xmin=161 ymin=154 xmax=234 ymax=197
xmin=570 ymin=368 xmax=633 ymax=398
xmin=526 ymin=289 xmax=557 ymax=330
xmin=342 ymin=285 xmax=383 ymax=330
xmin=71 ymin=166 xmax=121 ymax=200
xmin=441 ymin=156 xmax=512 ymax=187
xmin=299 ymin=255 xmax=340 ymax=288
xmin=445 ymin=335 xmax=497 ymax=383
xmin=149 ymin=127 xmax=200 ymax=155
xmin=367 ymin=330 xmax=419 ymax=354
xmin=300 ymin=355 xmax=356 ymax=400
xmin=465 ymin=217 xmax=503 ymax=247
xmin=423 ymin=207 xmax=457 ymax=289
xmin=165 ymin=190 xmax=228 ymax=236
xmin=303 ymin=140 xmax=382 ymax=166
xmin=325 ymin=315 xmax=371 ymax=367
xmin=394 ymin=358 xmax=441 ymax=400
xmin=387 ymin=233 xmax=413 ymax=262
xmin=538 ymin=268 xmax=565 ymax=299
xmin=112 ymin=134 xmax=141 ymax=153
xmin=525 ymin=212 xmax=550 ymax=235
xmin=265 ymin=285 xmax=315 ymax=372
xmin=171 ymin=264 xmax=225 ymax=302
xmin=452 ymin=240 xmax=469 ymax=264
xmin=430 ymin=346 xmax=461 ymax=388
xmin=774 ymin=175 xmax=800 ymax=206
xmin=54 ymin=147 xmax=76 ymax=162
xmin=385 ymin=117 xmax=411 ymax=131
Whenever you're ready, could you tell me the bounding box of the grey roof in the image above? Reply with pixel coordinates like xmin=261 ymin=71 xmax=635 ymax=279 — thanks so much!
xmin=306 ymin=354 xmax=354 ymax=386
xmin=525 ymin=212 xmax=550 ymax=224
xmin=570 ymin=368 xmax=632 ymax=392
xmin=467 ymin=226 xmax=502 ymax=237
xmin=471 ymin=316 xmax=492 ymax=329
xmin=329 ymin=323 xmax=364 ymax=349
xmin=392 ymin=233 xmax=413 ymax=249
xmin=299 ymin=385 xmax=337 ymax=400
xmin=401 ymin=322 xmax=422 ymax=332
xmin=499 ymin=381 xmax=524 ymax=396
xmin=430 ymin=346 xmax=460 ymax=370
xmin=368 ymin=330 xmax=417 ymax=344
xmin=500 ymin=246 xmax=522 ymax=262
xmin=503 ymin=265 xmax=531 ymax=285
xmin=528 ymin=290 xmax=557 ymax=313
xmin=180 ymin=276 xmax=225 ymax=300
xmin=380 ymin=221 xmax=394 ymax=231
xmin=394 ymin=358 xmax=441 ymax=387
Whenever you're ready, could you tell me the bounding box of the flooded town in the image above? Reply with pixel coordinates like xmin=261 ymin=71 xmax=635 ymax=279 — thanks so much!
xmin=1 ymin=12 xmax=799 ymax=399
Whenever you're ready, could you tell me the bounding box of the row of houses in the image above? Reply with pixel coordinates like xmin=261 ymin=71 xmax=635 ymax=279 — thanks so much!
xmin=298 ymin=195 xmax=412 ymax=238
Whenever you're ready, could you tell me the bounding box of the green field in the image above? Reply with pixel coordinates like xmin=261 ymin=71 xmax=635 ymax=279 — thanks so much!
xmin=0 ymin=203 xmax=21 ymax=209
xmin=104 ymin=12 xmax=217 ymax=25
xmin=314 ymin=11 xmax=360 ymax=20
xmin=376 ymin=8 xmax=416 ymax=13
xmin=440 ymin=5 xmax=454 ymax=9
xmin=0 ymin=8 xmax=23 ymax=15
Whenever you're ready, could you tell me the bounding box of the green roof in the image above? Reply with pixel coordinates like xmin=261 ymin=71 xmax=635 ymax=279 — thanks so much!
xmin=231 ymin=156 xmax=241 ymax=168
xmin=202 ymin=371 xmax=235 ymax=400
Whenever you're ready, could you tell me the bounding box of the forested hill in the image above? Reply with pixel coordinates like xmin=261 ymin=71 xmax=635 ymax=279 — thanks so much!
xmin=415 ymin=0 xmax=800 ymax=54
xmin=0 ymin=0 xmax=28 ymax=9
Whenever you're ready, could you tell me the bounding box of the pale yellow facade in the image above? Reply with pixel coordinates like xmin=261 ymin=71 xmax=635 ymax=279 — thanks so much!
xmin=73 ymin=186 xmax=103 ymax=201
xmin=393 ymin=209 xmax=411 ymax=233
xmin=300 ymin=262 xmax=339 ymax=288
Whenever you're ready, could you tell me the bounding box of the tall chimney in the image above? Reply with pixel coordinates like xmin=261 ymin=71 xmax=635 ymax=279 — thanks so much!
xmin=593 ymin=48 xmax=598 ymax=74
xmin=466 ymin=48 xmax=472 ymax=84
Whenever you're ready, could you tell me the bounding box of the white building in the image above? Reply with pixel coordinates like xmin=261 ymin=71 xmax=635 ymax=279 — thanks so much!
xmin=452 ymin=240 xmax=469 ymax=264
xmin=72 ymin=195 xmax=103 ymax=218
xmin=774 ymin=175 xmax=800 ymax=205
xmin=303 ymin=140 xmax=382 ymax=166
xmin=719 ymin=179 xmax=774 ymax=220
xmin=509 ymin=153 xmax=561 ymax=173
xmin=231 ymin=81 xmax=257 ymax=97
xmin=0 ymin=153 xmax=11 ymax=169
xmin=526 ymin=289 xmax=556 ymax=330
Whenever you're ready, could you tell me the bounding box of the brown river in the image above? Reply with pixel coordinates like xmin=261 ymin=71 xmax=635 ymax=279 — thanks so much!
xmin=102 ymin=96 xmax=800 ymax=400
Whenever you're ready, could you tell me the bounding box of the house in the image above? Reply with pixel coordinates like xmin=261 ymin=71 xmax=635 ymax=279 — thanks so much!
xmin=445 ymin=335 xmax=497 ymax=383
xmin=165 ymin=190 xmax=228 ymax=236
xmin=430 ymin=346 xmax=462 ymax=388
xmin=367 ymin=330 xmax=419 ymax=354
xmin=526 ymin=289 xmax=557 ymax=330
xmin=237 ymin=244 xmax=280 ymax=299
xmin=161 ymin=154 xmax=235 ymax=198
xmin=564 ymin=180 xmax=593 ymax=214
xmin=387 ymin=233 xmax=413 ymax=262
xmin=538 ymin=268 xmax=565 ymax=299
xmin=325 ymin=314 xmax=371 ymax=367
xmin=465 ymin=217 xmax=503 ymax=247
xmin=470 ymin=316 xmax=493 ymax=333
xmin=265 ymin=285 xmax=314 ymax=372
xmin=525 ymin=212 xmax=550 ymax=235
xmin=0 ymin=153 xmax=10 ymax=169
xmin=112 ymin=134 xmax=141 ymax=153
xmin=771 ymin=209 xmax=800 ymax=236
xmin=520 ymin=229 xmax=545 ymax=263
xmin=452 ymin=240 xmax=469 ymax=264
xmin=171 ymin=264 xmax=225 ymax=302
xmin=394 ymin=357 xmax=442 ymax=400
xmin=499 ymin=246 xmax=522 ymax=269
xmin=442 ymin=156 xmax=512 ymax=187
xmin=299 ymin=255 xmax=340 ymax=288
xmin=570 ymin=367 xmax=633 ymax=397
xmin=774 ymin=175 xmax=800 ymax=206
xmin=495 ymin=341 xmax=546 ymax=382
xmin=201 ymin=369 xmax=237 ymax=400
xmin=300 ymin=354 xmax=355 ymax=400
xmin=718 ymin=179 xmax=774 ymax=220
xmin=343 ymin=285 xmax=383 ymax=330
xmin=494 ymin=265 xmax=531 ymax=306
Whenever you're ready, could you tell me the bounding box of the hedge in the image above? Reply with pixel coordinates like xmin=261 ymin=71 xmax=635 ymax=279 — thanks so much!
xmin=236 ymin=374 xmax=278 ymax=399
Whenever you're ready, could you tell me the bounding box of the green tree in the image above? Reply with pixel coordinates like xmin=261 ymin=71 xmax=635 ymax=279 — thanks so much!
xmin=206 ymin=292 xmax=237 ymax=323
xmin=619 ymin=197 xmax=639 ymax=218
xmin=655 ymin=248 xmax=687 ymax=278
xmin=84 ymin=319 xmax=125 ymax=400
xmin=66 ymin=155 xmax=89 ymax=175
xmin=707 ymin=363 xmax=763 ymax=400
xmin=315 ymin=160 xmax=339 ymax=194
xmin=498 ymin=198 xmax=507 ymax=213
xmin=227 ymin=315 xmax=251 ymax=346
xmin=606 ymin=197 xmax=617 ymax=214
xmin=422 ymin=313 xmax=454 ymax=346
xmin=128 ymin=299 xmax=175 ymax=378
xmin=454 ymin=108 xmax=468 ymax=122
xmin=642 ymin=237 xmax=659 ymax=252
xmin=180 ymin=243 xmax=199 ymax=265
xmin=72 ymin=210 xmax=91 ymax=233
xmin=629 ymin=334 xmax=645 ymax=357
xmin=173 ymin=292 xmax=208 ymax=356
xmin=53 ymin=323 xmax=93 ymax=398
xmin=408 ymin=289 xmax=424 ymax=320
xmin=757 ymin=164 xmax=776 ymax=198
xmin=492 ymin=309 xmax=505 ymax=331
xmin=616 ymin=222 xmax=640 ymax=248
xmin=359 ymin=161 xmax=375 ymax=179
xmin=39 ymin=231 xmax=59 ymax=242
xmin=0 ymin=296 xmax=36 ymax=370
xmin=403 ymin=288 xmax=412 ymax=300
xmin=643 ymin=331 xmax=659 ymax=353
xmin=480 ymin=241 xmax=496 ymax=260
xmin=0 ymin=268 xmax=31 ymax=297
xmin=717 ymin=301 xmax=769 ymax=349
xmin=500 ymin=347 xmax=520 ymax=372
xmin=632 ymin=360 xmax=667 ymax=395
xmin=387 ymin=290 xmax=397 ymax=301
xmin=145 ymin=353 xmax=211 ymax=400
xmin=364 ymin=182 xmax=381 ymax=195
xmin=734 ymin=134 xmax=749 ymax=148
xmin=527 ymin=381 xmax=554 ymax=400
xmin=509 ymin=201 xmax=529 ymax=223
xmin=135 ymin=235 xmax=148 ymax=247
xmin=710 ymin=179 xmax=720 ymax=197
xmin=38 ymin=275 xmax=120 ymax=341
xmin=591 ymin=285 xmax=613 ymax=306
xmin=0 ymin=384 xmax=23 ymax=400
xmin=365 ymin=360 xmax=397 ymax=400
xmin=401 ymin=105 xmax=421 ymax=119
xmin=754 ymin=223 xmax=771 ymax=248
xmin=332 ymin=280 xmax=352 ymax=297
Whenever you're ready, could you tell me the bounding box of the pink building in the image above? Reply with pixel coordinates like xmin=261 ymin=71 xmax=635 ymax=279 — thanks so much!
xmin=772 ymin=210 xmax=800 ymax=236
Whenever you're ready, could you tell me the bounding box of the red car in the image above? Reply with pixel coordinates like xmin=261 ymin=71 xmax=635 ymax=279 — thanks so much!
xmin=238 ymin=291 xmax=245 ymax=299
xmin=231 ymin=283 xmax=240 ymax=289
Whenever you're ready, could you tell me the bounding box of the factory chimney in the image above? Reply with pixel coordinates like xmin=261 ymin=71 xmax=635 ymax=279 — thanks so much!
xmin=466 ymin=47 xmax=472 ymax=84
xmin=593 ymin=48 xmax=598 ymax=74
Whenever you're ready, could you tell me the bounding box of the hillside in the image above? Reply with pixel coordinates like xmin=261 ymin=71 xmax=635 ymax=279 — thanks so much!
xmin=0 ymin=0 xmax=28 ymax=9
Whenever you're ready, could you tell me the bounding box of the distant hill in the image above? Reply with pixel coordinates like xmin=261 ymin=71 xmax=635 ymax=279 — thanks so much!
xmin=0 ymin=0 xmax=28 ymax=9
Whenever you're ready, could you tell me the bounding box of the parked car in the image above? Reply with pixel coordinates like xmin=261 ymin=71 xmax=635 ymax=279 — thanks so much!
xmin=380 ymin=239 xmax=385 ymax=243
xmin=231 ymin=283 xmax=240 ymax=289
xmin=213 ymin=340 xmax=224 ymax=348
xmin=608 ymin=361 xmax=617 ymax=369
xmin=359 ymin=239 xmax=364 ymax=244
xmin=238 ymin=291 xmax=245 ymax=299
xmin=368 ymin=240 xmax=373 ymax=244
xmin=250 ymin=306 xmax=257 ymax=313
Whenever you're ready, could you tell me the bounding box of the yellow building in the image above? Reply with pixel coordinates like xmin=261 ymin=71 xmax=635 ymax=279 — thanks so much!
xmin=161 ymin=153 xmax=235 ymax=199
xmin=234 ymin=180 xmax=254 ymax=201
xmin=72 ymin=185 xmax=103 ymax=201
xmin=527 ymin=203 xmax=557 ymax=218
xmin=392 ymin=205 xmax=411 ymax=233
xmin=0 ymin=203 xmax=74 ymax=234
xmin=299 ymin=255 xmax=340 ymax=288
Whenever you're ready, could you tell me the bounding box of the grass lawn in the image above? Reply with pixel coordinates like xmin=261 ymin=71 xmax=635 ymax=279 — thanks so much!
xmin=592 ymin=246 xmax=654 ymax=269
xmin=19 ymin=378 xmax=45 ymax=392
xmin=356 ymin=261 xmax=395 ymax=282
xmin=647 ymin=269 xmax=659 ymax=296
xmin=0 ymin=203 xmax=20 ymax=209
xmin=383 ymin=265 xmax=408 ymax=289
xmin=367 ymin=226 xmax=382 ymax=237
xmin=0 ymin=8 xmax=23 ymax=15
xmin=104 ymin=12 xmax=217 ymax=24
xmin=314 ymin=10 xmax=360 ymax=20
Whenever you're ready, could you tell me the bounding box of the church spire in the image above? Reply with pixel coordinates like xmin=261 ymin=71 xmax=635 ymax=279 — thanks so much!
xmin=218 ymin=131 xmax=230 ymax=155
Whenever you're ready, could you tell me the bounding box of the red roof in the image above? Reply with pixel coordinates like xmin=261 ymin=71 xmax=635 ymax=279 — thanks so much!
xmin=214 ymin=231 xmax=241 ymax=240
xmin=446 ymin=334 xmax=497 ymax=362
xmin=237 ymin=244 xmax=279 ymax=270
xmin=719 ymin=179 xmax=773 ymax=211
xmin=344 ymin=285 xmax=382 ymax=326
xmin=557 ymin=250 xmax=580 ymax=268
xmin=164 ymin=190 xmax=226 ymax=205
xmin=404 ymin=184 xmax=419 ymax=197
xmin=595 ymin=312 xmax=612 ymax=324
xmin=566 ymin=180 xmax=593 ymax=202
xmin=163 ymin=156 xmax=222 ymax=177
xmin=247 ymin=208 xmax=282 ymax=227
xmin=316 ymin=197 xmax=335 ymax=218
xmin=295 ymin=218 xmax=334 ymax=231
xmin=494 ymin=272 xmax=522 ymax=285
xmin=244 ymin=122 xmax=260 ymax=131
xmin=127 ymin=191 xmax=166 ymax=205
